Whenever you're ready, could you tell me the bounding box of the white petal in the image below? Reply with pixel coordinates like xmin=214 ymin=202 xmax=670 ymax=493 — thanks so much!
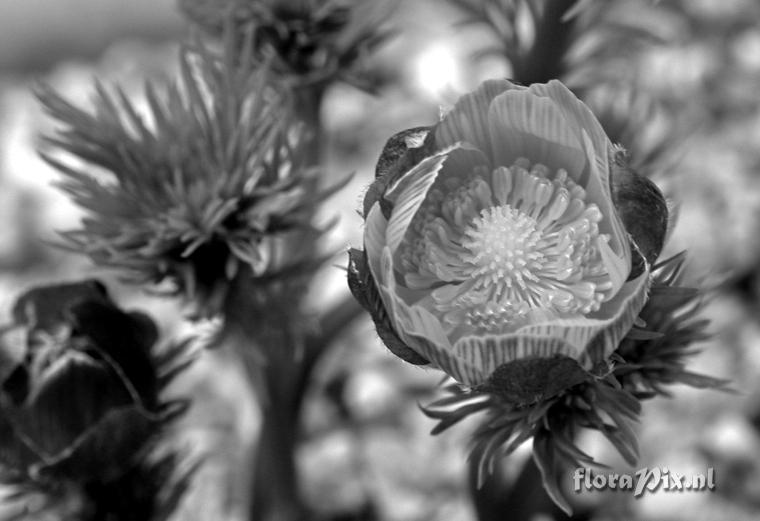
xmin=378 ymin=246 xmax=487 ymax=384
xmin=403 ymin=303 xmax=487 ymax=385
xmin=488 ymin=89 xmax=586 ymax=176
xmin=453 ymin=334 xmax=579 ymax=381
xmin=364 ymin=203 xmax=389 ymax=288
xmin=434 ymin=79 xmax=522 ymax=159
xmin=580 ymin=130 xmax=631 ymax=269
xmin=384 ymin=150 xmax=452 ymax=255
xmin=385 ymin=144 xmax=489 ymax=256
xmin=527 ymin=80 xmax=609 ymax=186
xmin=511 ymin=269 xmax=650 ymax=369
xmin=597 ymin=235 xmax=627 ymax=298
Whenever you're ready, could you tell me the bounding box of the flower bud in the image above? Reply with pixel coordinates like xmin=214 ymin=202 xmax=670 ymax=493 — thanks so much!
xmin=0 ymin=280 xmax=167 ymax=481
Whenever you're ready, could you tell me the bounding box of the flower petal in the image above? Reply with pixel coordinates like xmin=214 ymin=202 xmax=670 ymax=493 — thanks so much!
xmin=487 ymin=89 xmax=586 ymax=176
xmin=366 ymin=209 xmax=436 ymax=356
xmin=453 ymin=334 xmax=580 ymax=384
xmin=434 ymin=79 xmax=522 ymax=158
xmin=384 ymin=144 xmax=490 ymax=256
xmin=526 ymin=81 xmax=630 ymax=266
xmin=580 ymin=130 xmax=630 ymax=283
xmin=527 ymin=80 xmax=609 ymax=186
xmin=511 ymin=269 xmax=650 ymax=369
xmin=404 ymin=313 xmax=488 ymax=385
xmin=368 ymin=238 xmax=487 ymax=384
xmin=578 ymin=270 xmax=652 ymax=365
xmin=384 ymin=150 xmax=452 ymax=255
xmin=364 ymin=202 xmax=390 ymax=289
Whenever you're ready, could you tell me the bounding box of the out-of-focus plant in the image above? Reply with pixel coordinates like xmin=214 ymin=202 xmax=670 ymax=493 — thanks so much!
xmin=0 ymin=280 xmax=194 ymax=521
xmin=37 ymin=31 xmax=336 ymax=324
xmin=348 ymin=77 xmax=728 ymax=515
xmin=178 ymin=0 xmax=395 ymax=94
xmin=449 ymin=0 xmax=675 ymax=88
xmin=180 ymin=0 xmax=397 ymax=182
xmin=450 ymin=0 xmax=686 ymax=179
xmin=36 ymin=6 xmax=384 ymax=519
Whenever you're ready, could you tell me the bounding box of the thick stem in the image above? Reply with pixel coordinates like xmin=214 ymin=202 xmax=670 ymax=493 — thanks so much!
xmin=225 ymin=269 xmax=363 ymax=521
xmin=469 ymin=457 xmax=561 ymax=520
xmin=469 ymin=454 xmax=593 ymax=521
xmin=247 ymin=355 xmax=305 ymax=521
xmin=233 ymin=80 xmax=356 ymax=521
xmin=293 ymin=84 xmax=325 ymax=167
xmin=512 ymin=0 xmax=575 ymax=85
xmin=222 ymin=270 xmax=307 ymax=521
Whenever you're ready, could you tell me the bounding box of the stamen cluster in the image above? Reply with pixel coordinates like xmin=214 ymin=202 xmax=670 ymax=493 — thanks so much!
xmin=399 ymin=159 xmax=612 ymax=335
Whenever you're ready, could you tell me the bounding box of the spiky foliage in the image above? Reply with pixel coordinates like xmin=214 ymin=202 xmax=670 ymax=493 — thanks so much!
xmin=613 ymin=252 xmax=730 ymax=397
xmin=449 ymin=0 xmax=684 ymax=177
xmin=179 ymin=0 xmax=395 ymax=93
xmin=449 ymin=0 xmax=672 ymax=87
xmin=421 ymin=251 xmax=728 ymax=515
xmin=0 ymin=280 xmax=197 ymax=521
xmin=37 ymin=31 xmax=342 ymax=319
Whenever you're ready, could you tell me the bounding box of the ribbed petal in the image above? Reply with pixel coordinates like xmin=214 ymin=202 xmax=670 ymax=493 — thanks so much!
xmin=527 ymin=81 xmax=630 ymax=266
xmin=366 ymin=205 xmax=487 ymax=383
xmin=446 ymin=269 xmax=648 ymax=378
xmin=527 ymin=81 xmax=609 ymax=183
xmin=375 ymin=143 xmax=490 ymax=274
xmin=452 ymin=334 xmax=580 ymax=384
xmin=434 ymin=79 xmax=521 ymax=159
xmin=384 ymin=149 xmax=453 ymax=255
xmin=487 ymin=89 xmax=586 ymax=176
xmin=386 ymin=251 xmax=488 ymax=384
xmin=366 ymin=206 xmax=432 ymax=347
xmin=580 ymin=131 xmax=630 ymax=293
xmin=516 ymin=269 xmax=650 ymax=369
xmin=364 ymin=203 xmax=390 ymax=290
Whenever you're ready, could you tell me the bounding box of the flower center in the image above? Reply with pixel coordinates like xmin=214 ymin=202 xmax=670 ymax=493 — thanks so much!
xmin=462 ymin=206 xmax=544 ymax=291
xmin=398 ymin=159 xmax=614 ymax=336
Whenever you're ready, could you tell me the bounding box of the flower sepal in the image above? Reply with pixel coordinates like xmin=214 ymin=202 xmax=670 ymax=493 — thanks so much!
xmin=476 ymin=355 xmax=593 ymax=406
xmin=609 ymin=147 xmax=670 ymax=278
xmin=421 ymin=370 xmax=641 ymax=516
xmin=347 ymin=247 xmax=429 ymax=365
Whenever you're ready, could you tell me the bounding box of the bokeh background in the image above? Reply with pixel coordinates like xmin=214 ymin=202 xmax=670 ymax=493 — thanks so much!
xmin=2 ymin=0 xmax=760 ymax=519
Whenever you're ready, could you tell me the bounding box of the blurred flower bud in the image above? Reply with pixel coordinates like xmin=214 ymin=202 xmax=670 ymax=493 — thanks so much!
xmin=0 ymin=280 xmax=172 ymax=482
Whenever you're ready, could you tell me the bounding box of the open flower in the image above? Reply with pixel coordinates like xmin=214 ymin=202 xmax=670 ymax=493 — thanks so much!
xmin=348 ymin=79 xmax=730 ymax=515
xmin=351 ymin=79 xmax=661 ymax=394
